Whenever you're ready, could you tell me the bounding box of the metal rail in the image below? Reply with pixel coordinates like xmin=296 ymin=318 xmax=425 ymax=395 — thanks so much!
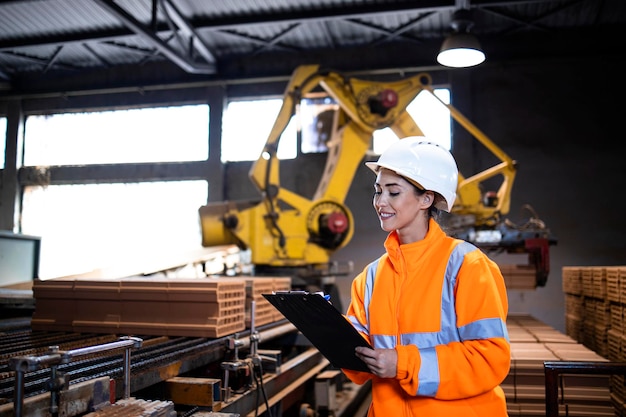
xmin=8 ymin=337 xmax=142 ymax=417
xmin=544 ymin=360 xmax=626 ymax=417
xmin=2 ymin=319 xmax=301 ymax=416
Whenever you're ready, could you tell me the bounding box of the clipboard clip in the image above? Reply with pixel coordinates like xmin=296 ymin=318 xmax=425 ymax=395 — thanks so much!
xmin=272 ymin=290 xmax=331 ymax=302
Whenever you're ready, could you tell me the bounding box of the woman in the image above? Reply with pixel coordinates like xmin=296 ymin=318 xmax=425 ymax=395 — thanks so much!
xmin=343 ymin=137 xmax=510 ymax=416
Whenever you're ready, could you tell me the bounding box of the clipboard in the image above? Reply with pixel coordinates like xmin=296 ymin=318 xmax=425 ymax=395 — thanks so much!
xmin=263 ymin=291 xmax=371 ymax=372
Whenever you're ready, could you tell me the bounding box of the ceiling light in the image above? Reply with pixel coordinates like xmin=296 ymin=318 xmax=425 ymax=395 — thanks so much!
xmin=437 ymin=9 xmax=485 ymax=68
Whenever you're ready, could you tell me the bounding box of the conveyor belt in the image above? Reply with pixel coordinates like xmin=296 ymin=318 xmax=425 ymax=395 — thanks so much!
xmin=0 ymin=320 xmax=293 ymax=408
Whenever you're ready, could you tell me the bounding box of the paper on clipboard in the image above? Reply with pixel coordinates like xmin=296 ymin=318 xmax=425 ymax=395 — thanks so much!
xmin=263 ymin=291 xmax=371 ymax=372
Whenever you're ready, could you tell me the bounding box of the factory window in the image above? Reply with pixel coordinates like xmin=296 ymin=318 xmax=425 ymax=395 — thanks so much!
xmin=221 ymin=99 xmax=297 ymax=162
xmin=23 ymin=105 xmax=209 ymax=165
xmin=373 ymin=88 xmax=451 ymax=154
xmin=298 ymin=95 xmax=338 ymax=154
xmin=19 ymin=104 xmax=210 ymax=279
xmin=221 ymin=89 xmax=450 ymax=162
xmin=0 ymin=116 xmax=5 ymax=168
xmin=20 ymin=181 xmax=208 ymax=279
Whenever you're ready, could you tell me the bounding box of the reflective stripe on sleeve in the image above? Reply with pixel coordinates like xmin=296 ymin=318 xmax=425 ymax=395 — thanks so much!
xmin=372 ymin=334 xmax=396 ymax=349
xmin=416 ymin=347 xmax=440 ymax=396
xmin=459 ymin=317 xmax=510 ymax=341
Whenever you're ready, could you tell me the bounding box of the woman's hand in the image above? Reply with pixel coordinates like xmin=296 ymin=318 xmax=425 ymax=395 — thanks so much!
xmin=355 ymin=346 xmax=398 ymax=378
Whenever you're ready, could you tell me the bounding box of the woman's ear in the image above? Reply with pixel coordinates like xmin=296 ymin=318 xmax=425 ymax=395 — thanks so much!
xmin=421 ymin=191 xmax=434 ymax=207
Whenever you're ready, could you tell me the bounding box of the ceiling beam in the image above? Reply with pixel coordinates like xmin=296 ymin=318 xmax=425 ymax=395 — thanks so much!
xmin=92 ymin=0 xmax=216 ymax=74
xmin=159 ymin=0 xmax=216 ymax=65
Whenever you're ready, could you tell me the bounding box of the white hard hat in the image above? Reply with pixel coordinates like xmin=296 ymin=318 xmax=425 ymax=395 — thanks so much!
xmin=365 ymin=137 xmax=458 ymax=212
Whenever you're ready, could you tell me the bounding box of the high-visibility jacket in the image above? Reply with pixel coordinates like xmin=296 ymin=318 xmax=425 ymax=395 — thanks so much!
xmin=343 ymin=218 xmax=510 ymax=417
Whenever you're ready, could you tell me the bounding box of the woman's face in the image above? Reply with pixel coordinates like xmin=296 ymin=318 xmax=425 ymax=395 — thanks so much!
xmin=372 ymin=168 xmax=429 ymax=234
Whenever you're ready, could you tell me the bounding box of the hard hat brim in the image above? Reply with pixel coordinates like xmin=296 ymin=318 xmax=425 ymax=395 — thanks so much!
xmin=366 ymin=162 xmax=425 ymax=190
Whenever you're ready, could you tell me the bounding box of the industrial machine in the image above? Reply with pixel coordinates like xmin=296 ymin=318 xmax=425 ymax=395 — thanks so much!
xmin=200 ymin=65 xmax=556 ymax=287
xmin=0 ymin=66 xmax=560 ymax=417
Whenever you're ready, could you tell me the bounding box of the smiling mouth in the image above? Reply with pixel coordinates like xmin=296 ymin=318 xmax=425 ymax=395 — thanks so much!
xmin=379 ymin=212 xmax=394 ymax=219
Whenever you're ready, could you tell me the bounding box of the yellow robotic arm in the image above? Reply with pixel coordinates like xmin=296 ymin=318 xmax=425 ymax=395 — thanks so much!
xmin=200 ymin=65 xmax=431 ymax=270
xmin=199 ymin=65 xmax=554 ymax=284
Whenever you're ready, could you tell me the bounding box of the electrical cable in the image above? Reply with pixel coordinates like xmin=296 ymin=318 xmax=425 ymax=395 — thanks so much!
xmin=253 ymin=359 xmax=274 ymax=417
xmin=504 ymin=204 xmax=547 ymax=231
xmin=259 ymin=370 xmax=273 ymax=417
xmin=252 ymin=361 xmax=261 ymax=417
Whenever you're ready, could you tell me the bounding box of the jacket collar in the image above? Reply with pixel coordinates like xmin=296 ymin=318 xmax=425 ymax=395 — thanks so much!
xmin=383 ymin=218 xmax=445 ymax=265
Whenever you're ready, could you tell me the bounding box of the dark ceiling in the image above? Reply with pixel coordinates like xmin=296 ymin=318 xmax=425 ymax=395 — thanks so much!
xmin=0 ymin=0 xmax=624 ymax=96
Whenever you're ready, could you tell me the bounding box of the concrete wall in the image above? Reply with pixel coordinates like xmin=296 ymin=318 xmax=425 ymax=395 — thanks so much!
xmin=224 ymin=56 xmax=626 ymax=333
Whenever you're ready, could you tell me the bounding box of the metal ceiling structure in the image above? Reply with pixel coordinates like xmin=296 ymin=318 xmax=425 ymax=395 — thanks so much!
xmin=0 ymin=0 xmax=625 ymax=95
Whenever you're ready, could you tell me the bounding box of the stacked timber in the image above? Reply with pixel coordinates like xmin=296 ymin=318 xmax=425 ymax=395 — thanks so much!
xmin=563 ymin=266 xmax=584 ymax=342
xmin=562 ymin=265 xmax=626 ymax=416
xmin=31 ymin=276 xmax=249 ymax=338
xmin=505 ymin=314 xmax=614 ymax=417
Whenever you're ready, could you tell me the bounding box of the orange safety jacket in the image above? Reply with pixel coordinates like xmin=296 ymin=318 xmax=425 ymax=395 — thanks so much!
xmin=343 ymin=218 xmax=510 ymax=417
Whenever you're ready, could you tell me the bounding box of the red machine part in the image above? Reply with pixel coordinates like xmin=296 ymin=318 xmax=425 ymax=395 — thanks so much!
xmin=323 ymin=211 xmax=348 ymax=234
xmin=379 ymin=89 xmax=398 ymax=108
xmin=525 ymin=238 xmax=550 ymax=287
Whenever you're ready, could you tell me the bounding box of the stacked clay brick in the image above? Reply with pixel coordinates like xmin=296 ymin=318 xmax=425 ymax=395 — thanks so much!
xmin=32 ymin=276 xmax=253 ymax=338
xmin=562 ymin=265 xmax=626 ymax=416
xmin=83 ymin=397 xmax=175 ymax=416
xmin=244 ymin=277 xmax=291 ymax=328
xmin=499 ymin=264 xmax=538 ymax=290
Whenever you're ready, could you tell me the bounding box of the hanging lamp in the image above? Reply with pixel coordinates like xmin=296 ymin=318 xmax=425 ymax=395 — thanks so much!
xmin=437 ymin=8 xmax=485 ymax=68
